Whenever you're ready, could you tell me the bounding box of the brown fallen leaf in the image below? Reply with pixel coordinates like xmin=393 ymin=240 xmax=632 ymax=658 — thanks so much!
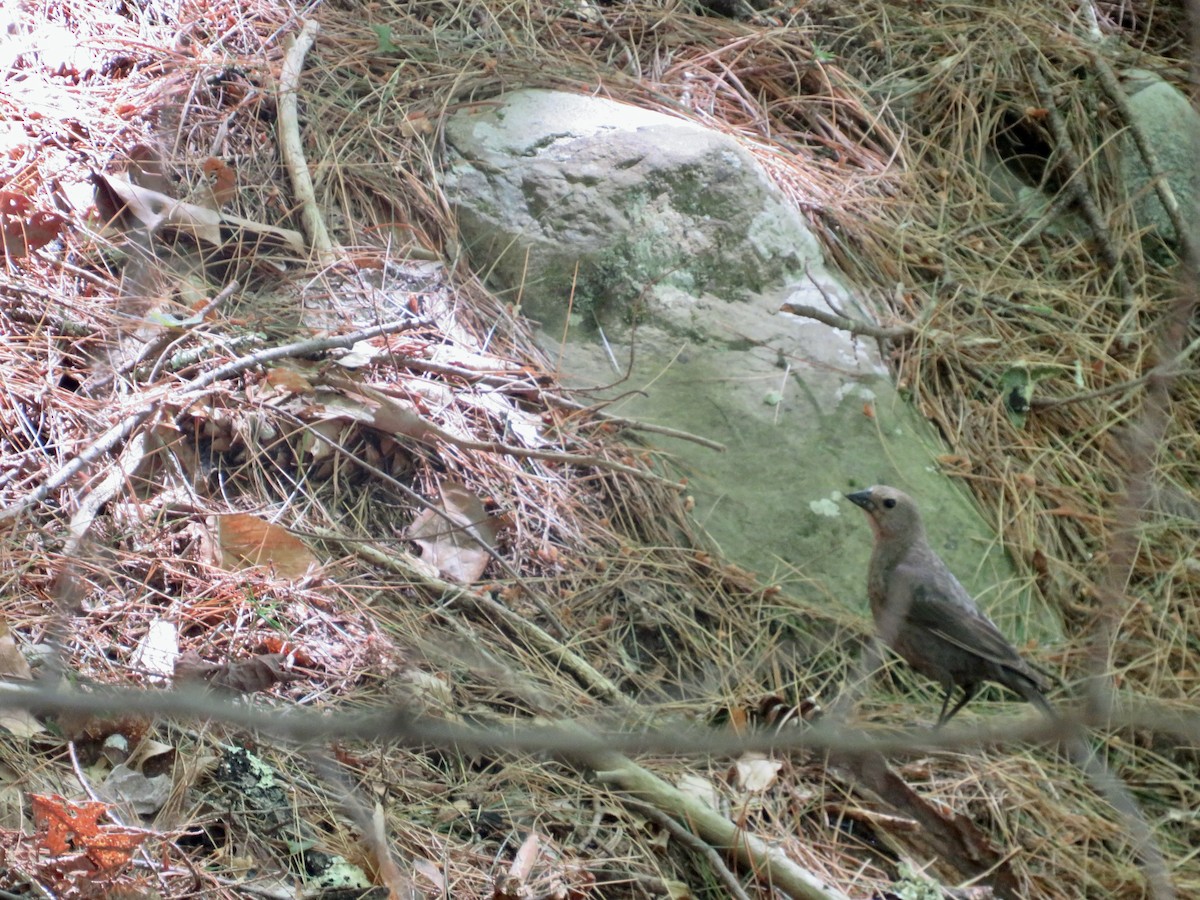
xmin=201 ymin=156 xmax=238 ymax=205
xmin=408 ymin=481 xmax=502 ymax=583
xmin=93 ymin=171 xmax=303 ymax=255
xmin=175 ymin=650 xmax=302 ymax=694
xmin=0 ymin=617 xmax=44 ymax=737
xmin=265 ymin=365 xmax=314 ymax=394
xmin=171 ymin=651 xmax=224 ymax=685
xmin=0 ymin=189 xmax=67 ymax=259
xmin=216 ymin=513 xmax=319 ymax=578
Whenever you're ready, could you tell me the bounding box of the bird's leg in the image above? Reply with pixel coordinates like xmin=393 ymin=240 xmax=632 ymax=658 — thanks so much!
xmin=936 ymin=683 xmax=979 ymax=728
xmin=934 ymin=685 xmax=956 ymax=728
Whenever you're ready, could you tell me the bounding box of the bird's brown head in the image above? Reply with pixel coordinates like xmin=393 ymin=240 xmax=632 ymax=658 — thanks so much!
xmin=844 ymin=485 xmax=924 ymax=543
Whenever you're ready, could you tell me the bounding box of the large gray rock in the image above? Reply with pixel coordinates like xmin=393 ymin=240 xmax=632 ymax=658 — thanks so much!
xmin=443 ymin=89 xmax=817 ymax=330
xmin=441 ymin=89 xmax=1058 ymax=640
xmin=1119 ymin=69 xmax=1200 ymax=252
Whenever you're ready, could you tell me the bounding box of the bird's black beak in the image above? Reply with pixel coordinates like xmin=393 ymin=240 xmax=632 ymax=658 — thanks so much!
xmin=845 ymin=489 xmax=874 ymax=512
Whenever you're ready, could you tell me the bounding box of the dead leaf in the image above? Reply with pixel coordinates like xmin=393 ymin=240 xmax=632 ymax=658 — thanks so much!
xmin=370 ymin=801 xmax=417 ymax=898
xmin=172 ymin=652 xmax=223 ymax=685
xmin=93 ymin=171 xmax=303 ymax=255
xmin=0 ymin=619 xmax=32 ymax=681
xmin=258 ymin=635 xmax=316 ymax=667
xmin=216 ymin=513 xmax=319 ymax=578
xmin=734 ymin=752 xmax=783 ymax=793
xmin=125 ymin=143 xmax=172 ymax=195
xmin=201 ymin=156 xmax=238 ymax=205
xmin=175 ymin=650 xmax=302 ymax=694
xmin=365 ymin=391 xmax=436 ymax=440
xmin=129 ymin=619 xmax=178 ymax=683
xmin=413 ymin=857 xmax=445 ymax=892
xmin=34 ymin=793 xmax=104 ymax=854
xmin=219 ymin=654 xmax=301 ymax=693
xmin=502 ymin=408 xmax=548 ymax=448
xmin=265 ymin=365 xmax=314 ymax=394
xmin=335 ymin=340 xmax=383 ymax=369
xmin=399 ymin=112 xmax=434 ymax=138
xmin=0 ymin=618 xmax=43 ymax=737
xmin=676 ymin=773 xmax=719 ymax=812
xmin=127 ymin=737 xmax=176 ymax=773
xmin=94 ymin=170 xmax=221 ymax=242
xmin=31 ymin=793 xmax=147 ymax=875
xmin=509 ymin=831 xmax=541 ymax=881
xmin=79 ymin=822 xmax=148 ymax=874
xmin=101 ymin=764 xmax=172 ymax=817
xmin=0 ymin=190 xmax=67 ymax=258
xmin=663 ymin=881 xmax=694 ymax=899
xmin=306 ymin=388 xmax=433 ymax=443
xmin=407 ymin=482 xmax=500 ymax=583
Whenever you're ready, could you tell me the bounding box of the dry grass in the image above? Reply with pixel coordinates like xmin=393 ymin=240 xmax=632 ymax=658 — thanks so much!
xmin=0 ymin=0 xmax=1197 ymax=897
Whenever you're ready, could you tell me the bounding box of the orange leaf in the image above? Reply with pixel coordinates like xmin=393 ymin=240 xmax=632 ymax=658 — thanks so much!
xmin=216 ymin=513 xmax=319 ymax=578
xmin=201 ymin=156 xmax=237 ymax=204
xmin=81 ymin=824 xmax=146 ymax=874
xmin=0 ymin=190 xmax=67 ymax=258
xmin=259 ymin=636 xmax=315 ymax=666
xmin=30 ymin=793 xmax=146 ymax=876
xmin=31 ymin=793 xmax=106 ymax=854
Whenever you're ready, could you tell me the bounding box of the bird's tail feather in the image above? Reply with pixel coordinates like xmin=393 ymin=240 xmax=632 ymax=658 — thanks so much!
xmin=1013 ymin=675 xmax=1057 ymax=719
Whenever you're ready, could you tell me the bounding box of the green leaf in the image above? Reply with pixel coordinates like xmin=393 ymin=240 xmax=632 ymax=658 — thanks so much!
xmin=812 ymin=43 xmax=835 ymax=62
xmin=997 ymin=362 xmax=1061 ymax=429
xmin=145 ymin=310 xmax=203 ymax=329
xmin=371 ymin=24 xmax=400 ymax=54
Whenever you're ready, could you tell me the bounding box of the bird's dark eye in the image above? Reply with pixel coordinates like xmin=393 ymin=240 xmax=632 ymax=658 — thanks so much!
xmin=883 ymin=498 xmax=897 ymax=509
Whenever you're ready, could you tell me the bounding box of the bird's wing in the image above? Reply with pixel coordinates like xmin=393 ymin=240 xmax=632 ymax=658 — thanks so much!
xmin=903 ymin=583 xmax=1028 ymax=669
xmin=885 ymin=559 xmax=1033 ymax=667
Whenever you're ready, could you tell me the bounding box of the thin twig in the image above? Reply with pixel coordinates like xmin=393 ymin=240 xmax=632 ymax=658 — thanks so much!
xmin=620 ymin=798 xmax=754 ymax=900
xmin=3 ymin=678 xmax=1199 ymax=764
xmin=314 ymin=373 xmax=686 ymax=490
xmin=1036 ymin=338 xmax=1200 ymax=409
xmin=334 ymin=532 xmax=629 ymax=708
xmin=778 ymin=301 xmax=911 ymax=341
xmin=1026 ymin=56 xmax=1135 ymax=314
xmin=177 ymin=317 xmax=426 ymax=401
xmin=0 ymin=318 xmax=422 ymax=521
xmin=1089 ymin=53 xmax=1198 ymax=269
xmin=393 ymin=356 xmax=728 ymax=451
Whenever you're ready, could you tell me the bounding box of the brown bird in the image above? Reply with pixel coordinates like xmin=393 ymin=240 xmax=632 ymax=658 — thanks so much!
xmin=845 ymin=485 xmax=1054 ymax=727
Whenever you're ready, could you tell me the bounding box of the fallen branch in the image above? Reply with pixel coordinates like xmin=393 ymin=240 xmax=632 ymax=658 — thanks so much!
xmin=584 ymin=744 xmax=848 ymax=900
xmin=1026 ymin=58 xmax=1135 ymax=317
xmin=620 ymin=797 xmax=753 ymax=900
xmin=393 ymin=357 xmax=728 ymax=451
xmin=316 ymin=374 xmax=686 ymax=490
xmin=2 ymin=679 xmax=1199 ymax=757
xmin=1036 ymin=336 xmax=1200 ymax=409
xmin=334 ymin=532 xmax=630 ymax=708
xmin=778 ymin=300 xmax=911 ymax=341
xmin=0 ymin=318 xmax=422 ymax=522
xmin=278 ymin=20 xmax=335 ymax=267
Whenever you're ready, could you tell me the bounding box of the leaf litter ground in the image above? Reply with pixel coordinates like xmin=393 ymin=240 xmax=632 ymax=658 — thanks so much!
xmin=0 ymin=0 xmax=1197 ymax=897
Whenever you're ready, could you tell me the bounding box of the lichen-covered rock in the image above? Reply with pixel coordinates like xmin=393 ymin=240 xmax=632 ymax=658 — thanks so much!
xmin=439 ymin=89 xmax=1055 ymax=643
xmin=442 ymin=88 xmax=819 ymax=329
